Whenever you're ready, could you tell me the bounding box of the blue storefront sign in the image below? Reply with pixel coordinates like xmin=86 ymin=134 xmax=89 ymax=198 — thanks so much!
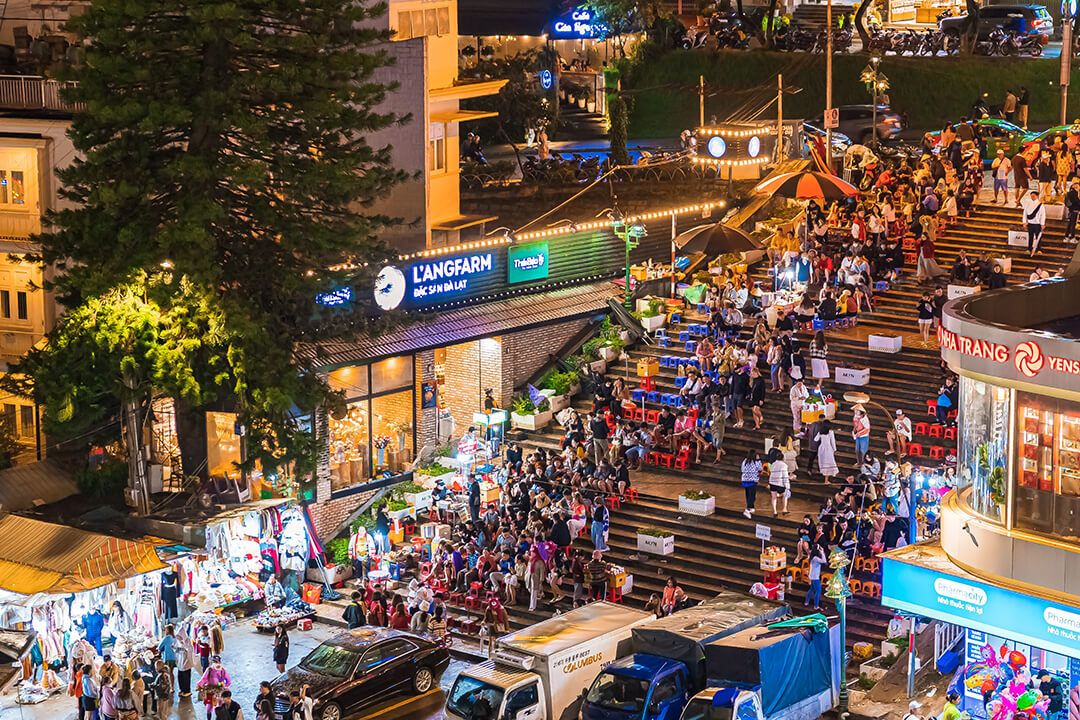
xmin=551 ymin=7 xmax=607 ymax=38
xmin=882 ymin=558 xmax=1080 ymax=658
xmin=508 ymin=241 xmax=549 ymax=283
xmin=374 ymin=252 xmax=495 ymax=310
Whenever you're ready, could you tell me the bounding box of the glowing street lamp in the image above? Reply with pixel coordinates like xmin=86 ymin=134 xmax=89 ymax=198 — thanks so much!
xmin=824 ymin=546 xmax=853 ymax=714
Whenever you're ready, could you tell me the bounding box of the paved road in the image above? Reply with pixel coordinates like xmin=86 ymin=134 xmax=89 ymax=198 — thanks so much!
xmin=0 ymin=622 xmax=470 ymax=720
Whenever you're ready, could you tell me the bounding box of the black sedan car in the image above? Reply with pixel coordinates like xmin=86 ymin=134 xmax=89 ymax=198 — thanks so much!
xmin=271 ymin=627 xmax=450 ymax=720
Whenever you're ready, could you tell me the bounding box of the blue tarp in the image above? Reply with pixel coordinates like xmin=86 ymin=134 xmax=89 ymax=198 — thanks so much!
xmin=703 ymin=625 xmax=833 ymax=718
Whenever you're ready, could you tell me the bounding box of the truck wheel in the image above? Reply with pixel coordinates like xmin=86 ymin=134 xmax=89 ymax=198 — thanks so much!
xmin=413 ymin=667 xmax=435 ymax=694
xmin=321 ymin=702 xmax=344 ymax=720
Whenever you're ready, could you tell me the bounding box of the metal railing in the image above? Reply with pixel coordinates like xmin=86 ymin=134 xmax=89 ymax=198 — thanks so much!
xmin=934 ymin=621 xmax=964 ymax=670
xmin=0 ymin=75 xmax=82 ymax=113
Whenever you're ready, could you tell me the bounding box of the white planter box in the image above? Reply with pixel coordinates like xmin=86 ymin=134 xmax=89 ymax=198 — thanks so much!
xmin=637 ymin=532 xmax=675 ymax=555
xmin=678 ymin=495 xmax=716 ymax=516
xmin=868 ymin=334 xmax=902 ymax=353
xmin=636 ymin=299 xmax=652 ymax=313
xmin=511 ymin=410 xmax=552 ymax=430
xmin=834 ymin=367 xmax=870 ymax=386
xmin=306 ymin=563 xmax=353 ymax=584
xmin=881 ymin=640 xmax=904 ymax=659
xmin=436 ymin=455 xmax=456 ymax=469
xmin=600 ymin=346 xmax=617 ymax=362
xmin=547 ymin=393 xmax=571 ymax=412
xmin=859 ymin=656 xmax=890 ymax=683
xmin=404 ymin=489 xmax=432 ymax=510
xmin=619 ymin=330 xmax=631 ymax=343
xmin=1007 ymin=229 xmax=1029 ymax=247
xmin=388 ymin=506 xmax=415 ymax=523
xmin=947 ymin=284 xmax=979 ymax=300
xmin=995 ymin=257 xmax=1012 ymax=273
xmin=641 ymin=314 xmax=666 ymax=332
xmin=1046 ymin=204 xmax=1065 ymax=220
xmin=589 ymin=359 xmax=607 ymax=374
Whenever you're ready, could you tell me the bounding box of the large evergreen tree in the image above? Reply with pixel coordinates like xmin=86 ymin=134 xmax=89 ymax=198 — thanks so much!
xmin=12 ymin=0 xmax=407 ymax=483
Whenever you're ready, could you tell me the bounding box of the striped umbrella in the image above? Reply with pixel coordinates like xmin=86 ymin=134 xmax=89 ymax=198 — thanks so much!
xmin=753 ymin=171 xmax=858 ymax=201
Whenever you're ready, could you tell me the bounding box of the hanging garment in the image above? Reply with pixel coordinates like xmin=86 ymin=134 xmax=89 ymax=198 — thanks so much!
xmin=161 ymin=570 xmax=180 ymax=620
xmin=83 ymin=610 xmax=104 ymax=654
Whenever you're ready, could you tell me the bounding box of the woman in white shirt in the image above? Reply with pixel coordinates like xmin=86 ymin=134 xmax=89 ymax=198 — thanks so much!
xmin=768 ymin=453 xmax=790 ymax=516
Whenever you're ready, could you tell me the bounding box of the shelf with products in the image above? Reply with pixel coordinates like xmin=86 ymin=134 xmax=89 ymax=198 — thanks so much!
xmin=1019 ymin=404 xmax=1054 ymax=491
xmin=1058 ymin=415 xmax=1080 ymax=495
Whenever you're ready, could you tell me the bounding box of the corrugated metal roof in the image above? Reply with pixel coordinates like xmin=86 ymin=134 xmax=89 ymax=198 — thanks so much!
xmin=0 ymin=459 xmax=78 ymax=512
xmin=0 ymin=515 xmax=166 ymax=595
xmin=300 ymin=281 xmax=619 ymax=370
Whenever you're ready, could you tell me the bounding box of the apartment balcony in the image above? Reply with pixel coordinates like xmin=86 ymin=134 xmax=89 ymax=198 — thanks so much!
xmin=0 ymin=75 xmax=83 ymax=114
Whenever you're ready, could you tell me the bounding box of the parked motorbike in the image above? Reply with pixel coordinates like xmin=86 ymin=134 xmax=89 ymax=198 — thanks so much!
xmin=999 ymin=29 xmax=1045 ymax=56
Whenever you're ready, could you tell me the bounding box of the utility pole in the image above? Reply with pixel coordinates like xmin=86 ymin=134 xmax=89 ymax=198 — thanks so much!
xmin=826 ymin=0 xmax=833 ymax=170
xmin=699 ymin=75 xmax=705 ymax=127
xmin=777 ymin=73 xmax=783 ymax=162
xmin=122 ymin=370 xmax=150 ymax=515
xmin=1062 ymin=15 xmax=1074 ymax=126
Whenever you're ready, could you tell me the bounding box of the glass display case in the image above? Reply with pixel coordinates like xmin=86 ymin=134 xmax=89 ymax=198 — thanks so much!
xmin=1014 ymin=391 xmax=1080 ymax=540
xmin=957 ymin=376 xmax=1010 ymax=522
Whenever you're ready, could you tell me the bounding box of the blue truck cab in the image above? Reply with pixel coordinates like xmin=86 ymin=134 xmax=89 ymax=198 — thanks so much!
xmin=582 ymin=655 xmax=691 ymax=720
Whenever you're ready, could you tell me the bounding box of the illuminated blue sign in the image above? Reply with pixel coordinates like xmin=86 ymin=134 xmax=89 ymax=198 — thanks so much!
xmin=551 ymin=7 xmax=607 ymax=38
xmin=539 ymin=69 xmax=553 ymax=90
xmin=707 ymin=136 xmax=727 ymax=158
xmin=409 ymin=253 xmax=493 ymax=301
xmin=882 ymin=558 xmax=1080 ymax=657
xmin=317 ymin=287 xmax=353 ymax=306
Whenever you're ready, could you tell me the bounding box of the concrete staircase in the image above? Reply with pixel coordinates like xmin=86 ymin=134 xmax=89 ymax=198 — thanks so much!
xmin=793 ymin=3 xmax=854 ymax=30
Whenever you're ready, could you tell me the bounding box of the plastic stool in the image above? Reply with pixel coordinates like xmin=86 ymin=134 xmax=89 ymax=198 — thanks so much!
xmin=929 ymin=424 xmax=943 ymax=438
xmin=647 ymin=391 xmax=661 ymax=403
xmin=659 ymin=453 xmax=675 ymax=468
xmin=679 ymin=331 xmax=690 ymax=342
xmin=632 ymin=389 xmax=646 ymax=403
xmin=606 ymin=495 xmax=621 ymax=511
xmin=658 ymin=337 xmax=670 ymax=348
xmin=674 ymin=376 xmax=687 ymax=389
xmin=914 ymin=422 xmax=929 ymax=436
xmin=646 ymin=451 xmax=662 ymax=465
xmin=685 ymin=341 xmax=696 ymax=353
xmin=944 ymin=427 xmax=957 ymax=441
xmin=673 ymin=455 xmax=689 ymax=470
xmin=670 ymin=313 xmax=681 ymax=324
xmin=645 ymin=409 xmax=660 ymax=423
xmin=926 ymin=399 xmax=937 ymax=416
xmin=928 ymin=446 xmax=945 ymax=459
xmin=907 ymin=443 xmax=923 ymax=456
xmin=697 ymin=304 xmax=710 ymax=314
xmin=625 ymin=488 xmax=639 ymax=501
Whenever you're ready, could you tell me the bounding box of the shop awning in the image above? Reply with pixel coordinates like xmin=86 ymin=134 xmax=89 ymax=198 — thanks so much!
xmin=0 ymin=458 xmax=78 ymax=511
xmin=300 ymin=280 xmax=620 ymax=369
xmin=429 ymin=79 xmax=507 ymax=102
xmin=429 ymin=109 xmax=499 ymax=124
xmin=430 ymin=213 xmax=497 ymax=231
xmin=881 ymin=540 xmax=1080 ymax=658
xmin=0 ymin=515 xmax=167 ymax=595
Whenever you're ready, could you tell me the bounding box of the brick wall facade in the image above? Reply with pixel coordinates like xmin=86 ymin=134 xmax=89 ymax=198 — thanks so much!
xmin=309 ymin=405 xmax=378 ymax=540
xmin=502 ymin=318 xmax=591 ymax=394
xmin=415 ymin=350 xmax=437 ymax=452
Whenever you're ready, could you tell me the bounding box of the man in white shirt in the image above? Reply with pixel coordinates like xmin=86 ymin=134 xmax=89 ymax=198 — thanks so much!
xmin=1021 ymin=190 xmax=1045 ymax=257
xmin=991 ymin=149 xmax=1010 ymax=204
xmin=891 ymin=409 xmax=912 ymax=456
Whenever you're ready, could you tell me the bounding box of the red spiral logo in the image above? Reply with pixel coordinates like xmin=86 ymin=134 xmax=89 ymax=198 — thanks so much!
xmin=1014 ymin=341 xmax=1045 ymax=378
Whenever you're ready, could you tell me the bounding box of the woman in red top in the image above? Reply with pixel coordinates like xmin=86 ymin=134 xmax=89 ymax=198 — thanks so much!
xmin=388 ymin=601 xmax=411 ymax=630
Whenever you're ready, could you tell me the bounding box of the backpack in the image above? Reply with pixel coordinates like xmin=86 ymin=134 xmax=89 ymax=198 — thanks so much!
xmin=155 ymin=672 xmax=173 ymax=699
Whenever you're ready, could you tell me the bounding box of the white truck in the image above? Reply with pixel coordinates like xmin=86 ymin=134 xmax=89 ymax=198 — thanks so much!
xmin=444 ymin=602 xmax=655 ymax=720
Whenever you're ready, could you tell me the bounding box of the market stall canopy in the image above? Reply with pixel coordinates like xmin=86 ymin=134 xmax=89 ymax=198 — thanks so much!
xmin=673 ymin=222 xmax=758 ymax=257
xmin=0 ymin=515 xmax=166 ymax=595
xmin=753 ymin=171 xmax=858 ymax=201
xmin=0 ymin=458 xmax=78 ymax=511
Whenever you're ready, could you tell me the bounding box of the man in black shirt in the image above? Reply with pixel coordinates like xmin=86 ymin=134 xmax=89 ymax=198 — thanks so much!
xmin=1037 ymin=670 xmax=1063 ymax=720
xmin=658 ymin=407 xmax=677 ymax=434
xmin=589 ymin=412 xmax=610 ymax=465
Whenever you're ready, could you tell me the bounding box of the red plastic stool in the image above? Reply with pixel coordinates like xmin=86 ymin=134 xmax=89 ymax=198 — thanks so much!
xmin=928 ymin=446 xmax=945 ymax=459
xmin=914 ymin=422 xmax=930 ymax=436
xmin=633 ymin=407 xmax=645 ymax=421
xmin=625 ymin=488 xmax=640 ymax=501
xmin=404 ymin=522 xmax=416 ymax=535
xmin=646 ymin=451 xmax=661 ymax=465
xmin=640 ymin=376 xmax=656 ymax=392
xmin=926 ymin=399 xmax=937 ymax=416
xmin=928 ymin=424 xmax=943 ymax=438
xmin=448 ymin=592 xmax=465 ymax=605
xmin=907 ymin=443 xmax=923 ymax=456
xmin=606 ymin=495 xmax=621 ymax=511
xmin=645 ymin=410 xmax=660 ymax=424
xmin=607 ymin=586 xmax=623 ymax=602
xmin=673 ymin=455 xmax=689 ymax=470
xmin=944 ymin=427 xmax=957 ymax=441
xmin=411 ymin=537 xmax=426 ymax=551
xmin=659 ymin=453 xmax=675 ymax=468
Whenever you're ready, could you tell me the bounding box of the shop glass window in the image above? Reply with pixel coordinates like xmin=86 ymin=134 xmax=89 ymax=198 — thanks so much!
xmin=19 ymin=404 xmax=32 ymax=438
xmin=327 ymin=364 xmax=368 ymax=400
xmin=10 ymin=171 xmax=24 ymax=205
xmin=437 ymin=7 xmax=450 ymax=35
xmin=424 ymin=8 xmax=437 ymax=35
xmin=397 ymin=11 xmax=412 ymax=39
xmin=329 ymin=400 xmax=370 ymax=492
xmin=958 ymin=377 xmax=1009 ymax=522
xmin=371 ymin=356 xmax=413 ymax=394
xmin=371 ymin=391 xmax=413 ymax=474
xmin=411 ymin=11 xmax=423 ymax=36
xmin=1015 ymin=391 xmax=1080 ymax=540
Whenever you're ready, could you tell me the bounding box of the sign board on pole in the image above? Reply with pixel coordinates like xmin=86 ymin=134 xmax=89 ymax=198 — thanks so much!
xmin=824 ymin=108 xmax=839 ymax=129
xmin=755 ymin=523 xmax=772 ymax=541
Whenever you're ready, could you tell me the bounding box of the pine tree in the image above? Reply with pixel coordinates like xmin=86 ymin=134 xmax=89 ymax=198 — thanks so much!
xmin=15 ymin=0 xmax=408 ymax=480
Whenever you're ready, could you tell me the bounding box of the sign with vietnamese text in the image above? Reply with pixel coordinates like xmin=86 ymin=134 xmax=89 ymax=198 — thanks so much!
xmin=882 ymin=557 xmax=1080 ymax=658
xmin=551 ymin=7 xmax=607 ymax=38
xmin=508 ymin=241 xmax=549 ymax=284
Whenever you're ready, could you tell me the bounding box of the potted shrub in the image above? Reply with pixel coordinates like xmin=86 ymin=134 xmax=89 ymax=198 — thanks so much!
xmin=636 ymin=298 xmax=667 ymax=333
xmin=510 ymin=395 xmax=552 ymax=430
xmin=636 ymin=526 xmax=675 ymax=555
xmin=539 ymin=368 xmax=576 ymax=411
xmin=386 ymin=497 xmax=415 ymax=523
xmin=678 ymin=489 xmax=716 ymax=516
xmin=480 ymin=44 xmax=494 ymax=60
xmin=580 ymin=337 xmax=607 ymax=374
xmin=415 ymin=462 xmax=455 ymax=488
xmin=398 ymin=479 xmax=432 ymax=511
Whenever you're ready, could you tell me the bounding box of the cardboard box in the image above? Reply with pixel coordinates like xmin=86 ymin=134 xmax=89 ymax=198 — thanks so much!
xmin=835 ymin=367 xmax=870 ymax=386
xmin=868 ymin=334 xmax=902 ymax=353
xmin=637 ymin=359 xmax=660 ymax=377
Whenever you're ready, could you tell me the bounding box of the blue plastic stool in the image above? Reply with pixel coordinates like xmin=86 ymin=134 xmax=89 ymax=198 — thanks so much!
xmin=674 ymin=376 xmax=687 ymax=388
xmin=632 ymin=389 xmax=646 ymax=403
xmin=697 ymin=304 xmax=710 ymax=314
xmin=685 ymin=341 xmax=697 ymax=353
xmin=658 ymin=337 xmax=670 ymax=348
xmin=647 ymin=391 xmax=661 ymax=403
xmin=670 ymin=313 xmax=681 ymax=324
xmin=679 ymin=331 xmax=690 ymax=342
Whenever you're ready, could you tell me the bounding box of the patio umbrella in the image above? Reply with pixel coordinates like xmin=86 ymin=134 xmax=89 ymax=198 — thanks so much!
xmin=753 ymin=171 xmax=858 ymax=201
xmin=673 ymin=222 xmax=757 ymax=256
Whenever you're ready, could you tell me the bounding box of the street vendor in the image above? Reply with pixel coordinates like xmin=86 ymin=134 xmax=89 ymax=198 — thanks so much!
xmin=263 ymin=576 xmax=286 ymax=608
xmin=348 ymin=525 xmax=376 ymax=581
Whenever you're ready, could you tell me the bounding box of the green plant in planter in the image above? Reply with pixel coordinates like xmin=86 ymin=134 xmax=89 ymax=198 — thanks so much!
xmin=977 ymin=441 xmax=1007 ymax=505
xmin=540 ymin=369 xmax=574 ymax=396
xmin=397 ymin=480 xmax=426 ymax=494
xmin=637 ymin=526 xmax=674 ymax=537
xmin=647 ymin=298 xmax=666 ymax=315
xmin=681 ymin=489 xmax=713 ymax=500
xmin=605 ymin=337 xmax=627 ymax=352
xmin=512 ymin=395 xmax=550 ymax=415
xmin=326 ymin=538 xmax=351 ymax=566
xmin=581 ymin=337 xmax=604 ymax=360
xmin=857 ymin=674 xmax=877 ymax=691
xmin=419 ymin=463 xmax=455 ymax=477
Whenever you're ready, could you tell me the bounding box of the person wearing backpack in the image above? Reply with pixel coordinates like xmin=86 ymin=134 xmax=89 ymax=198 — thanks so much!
xmin=154 ymin=659 xmax=174 ymax=719
xmin=114 ymin=679 xmax=139 ymax=720
xmin=342 ymin=591 xmax=365 ymax=629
